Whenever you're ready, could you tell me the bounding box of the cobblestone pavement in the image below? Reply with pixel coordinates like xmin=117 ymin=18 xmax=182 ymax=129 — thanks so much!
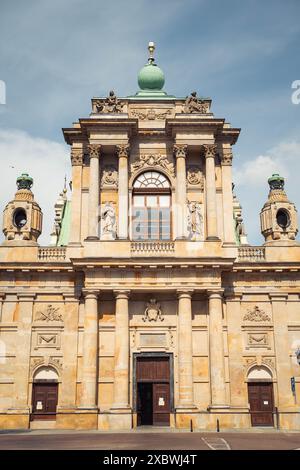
xmin=0 ymin=430 xmax=300 ymax=450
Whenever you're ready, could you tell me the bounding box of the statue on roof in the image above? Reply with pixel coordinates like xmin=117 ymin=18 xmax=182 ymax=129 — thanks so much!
xmin=183 ymin=91 xmax=209 ymax=114
xmin=95 ymin=90 xmax=123 ymax=114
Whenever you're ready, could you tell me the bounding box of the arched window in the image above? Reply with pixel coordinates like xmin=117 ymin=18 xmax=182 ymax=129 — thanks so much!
xmin=132 ymin=171 xmax=171 ymax=240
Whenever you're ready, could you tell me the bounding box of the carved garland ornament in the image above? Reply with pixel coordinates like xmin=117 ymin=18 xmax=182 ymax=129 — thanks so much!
xmin=131 ymin=108 xmax=172 ymax=120
xmin=243 ymin=305 xmax=271 ymax=322
xmin=131 ymin=154 xmax=175 ymax=177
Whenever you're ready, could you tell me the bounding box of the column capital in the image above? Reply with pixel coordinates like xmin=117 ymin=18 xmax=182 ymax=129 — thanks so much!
xmin=71 ymin=148 xmax=84 ymax=166
xmin=116 ymin=144 xmax=130 ymax=158
xmin=88 ymin=143 xmax=101 ymax=159
xmin=177 ymin=289 xmax=194 ymax=299
xmin=221 ymin=149 xmax=233 ymax=166
xmin=173 ymin=144 xmax=188 ymax=159
xmin=207 ymin=289 xmax=224 ymax=299
xmin=82 ymin=289 xmax=100 ymax=300
xmin=114 ymin=289 xmax=131 ymax=299
xmin=203 ymin=144 xmax=217 ymax=159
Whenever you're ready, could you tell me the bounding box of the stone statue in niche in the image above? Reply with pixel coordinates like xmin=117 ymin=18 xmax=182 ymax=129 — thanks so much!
xmin=101 ymin=202 xmax=116 ymax=239
xmin=95 ymin=90 xmax=123 ymax=113
xmin=183 ymin=91 xmax=209 ymax=114
xmin=143 ymin=299 xmax=164 ymax=322
xmin=187 ymin=201 xmax=203 ymax=240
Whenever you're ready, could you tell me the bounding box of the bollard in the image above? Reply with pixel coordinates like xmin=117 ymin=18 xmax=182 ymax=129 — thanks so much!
xmin=190 ymin=419 xmax=193 ymax=432
xmin=217 ymin=419 xmax=220 ymax=432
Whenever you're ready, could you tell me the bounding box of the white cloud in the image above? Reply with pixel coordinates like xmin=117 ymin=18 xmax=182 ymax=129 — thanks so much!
xmin=233 ymin=139 xmax=300 ymax=244
xmin=234 ymin=140 xmax=300 ymax=186
xmin=0 ymin=128 xmax=70 ymax=244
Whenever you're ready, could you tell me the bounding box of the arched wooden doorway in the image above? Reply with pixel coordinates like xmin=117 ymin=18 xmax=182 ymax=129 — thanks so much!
xmin=247 ymin=366 xmax=274 ymax=426
xmin=31 ymin=366 xmax=59 ymax=421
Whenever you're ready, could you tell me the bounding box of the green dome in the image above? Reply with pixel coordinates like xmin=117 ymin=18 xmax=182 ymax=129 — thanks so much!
xmin=16 ymin=173 xmax=33 ymax=191
xmin=138 ymin=63 xmax=165 ymax=91
xmin=268 ymin=173 xmax=285 ymax=190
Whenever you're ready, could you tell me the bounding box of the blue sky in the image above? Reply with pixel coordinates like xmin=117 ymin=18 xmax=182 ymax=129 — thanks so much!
xmin=0 ymin=0 xmax=299 ymax=243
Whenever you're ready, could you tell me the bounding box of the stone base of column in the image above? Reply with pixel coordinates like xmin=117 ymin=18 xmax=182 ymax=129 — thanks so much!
xmin=207 ymin=404 xmax=230 ymax=411
xmin=0 ymin=409 xmax=30 ymax=430
xmin=58 ymin=406 xmax=99 ymax=430
xmin=176 ymin=405 xmax=198 ymax=413
xmin=206 ymin=236 xmax=220 ymax=241
xmin=107 ymin=407 xmax=132 ymax=430
xmin=84 ymin=236 xmax=99 ymax=241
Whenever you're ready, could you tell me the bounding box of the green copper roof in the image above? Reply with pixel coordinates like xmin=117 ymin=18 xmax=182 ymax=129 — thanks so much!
xmin=268 ymin=173 xmax=285 ymax=190
xmin=16 ymin=173 xmax=33 ymax=190
xmin=57 ymin=200 xmax=71 ymax=246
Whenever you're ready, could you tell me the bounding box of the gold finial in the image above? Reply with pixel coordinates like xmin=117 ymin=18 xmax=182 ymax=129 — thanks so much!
xmin=148 ymin=41 xmax=155 ymax=63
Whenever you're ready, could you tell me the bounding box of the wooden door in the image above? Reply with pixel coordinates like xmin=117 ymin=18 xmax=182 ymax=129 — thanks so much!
xmin=153 ymin=383 xmax=170 ymax=426
xmin=136 ymin=356 xmax=171 ymax=426
xmin=31 ymin=383 xmax=58 ymax=420
xmin=248 ymin=382 xmax=274 ymax=426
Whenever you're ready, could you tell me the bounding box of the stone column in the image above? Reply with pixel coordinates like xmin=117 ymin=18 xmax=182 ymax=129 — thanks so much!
xmin=208 ymin=290 xmax=227 ymax=408
xmin=174 ymin=144 xmax=188 ymax=239
xmin=80 ymin=290 xmax=99 ymax=409
xmin=116 ymin=144 xmax=129 ymax=239
xmin=177 ymin=289 xmax=195 ymax=409
xmin=203 ymin=144 xmax=219 ymax=240
xmin=111 ymin=290 xmax=130 ymax=410
xmin=69 ymin=148 xmax=83 ymax=244
xmin=221 ymin=148 xmax=235 ymax=244
xmin=87 ymin=144 xmax=101 ymax=240
xmin=13 ymin=293 xmax=35 ymax=414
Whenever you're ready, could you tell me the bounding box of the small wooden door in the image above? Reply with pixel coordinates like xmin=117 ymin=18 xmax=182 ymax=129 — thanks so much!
xmin=153 ymin=383 xmax=170 ymax=426
xmin=137 ymin=383 xmax=153 ymax=425
xmin=31 ymin=383 xmax=58 ymax=420
xmin=248 ymin=382 xmax=274 ymax=426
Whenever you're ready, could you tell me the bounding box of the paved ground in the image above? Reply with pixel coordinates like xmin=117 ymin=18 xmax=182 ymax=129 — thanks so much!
xmin=0 ymin=429 xmax=300 ymax=450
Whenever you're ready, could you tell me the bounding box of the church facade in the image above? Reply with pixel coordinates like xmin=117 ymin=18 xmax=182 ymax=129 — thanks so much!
xmin=0 ymin=43 xmax=300 ymax=431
